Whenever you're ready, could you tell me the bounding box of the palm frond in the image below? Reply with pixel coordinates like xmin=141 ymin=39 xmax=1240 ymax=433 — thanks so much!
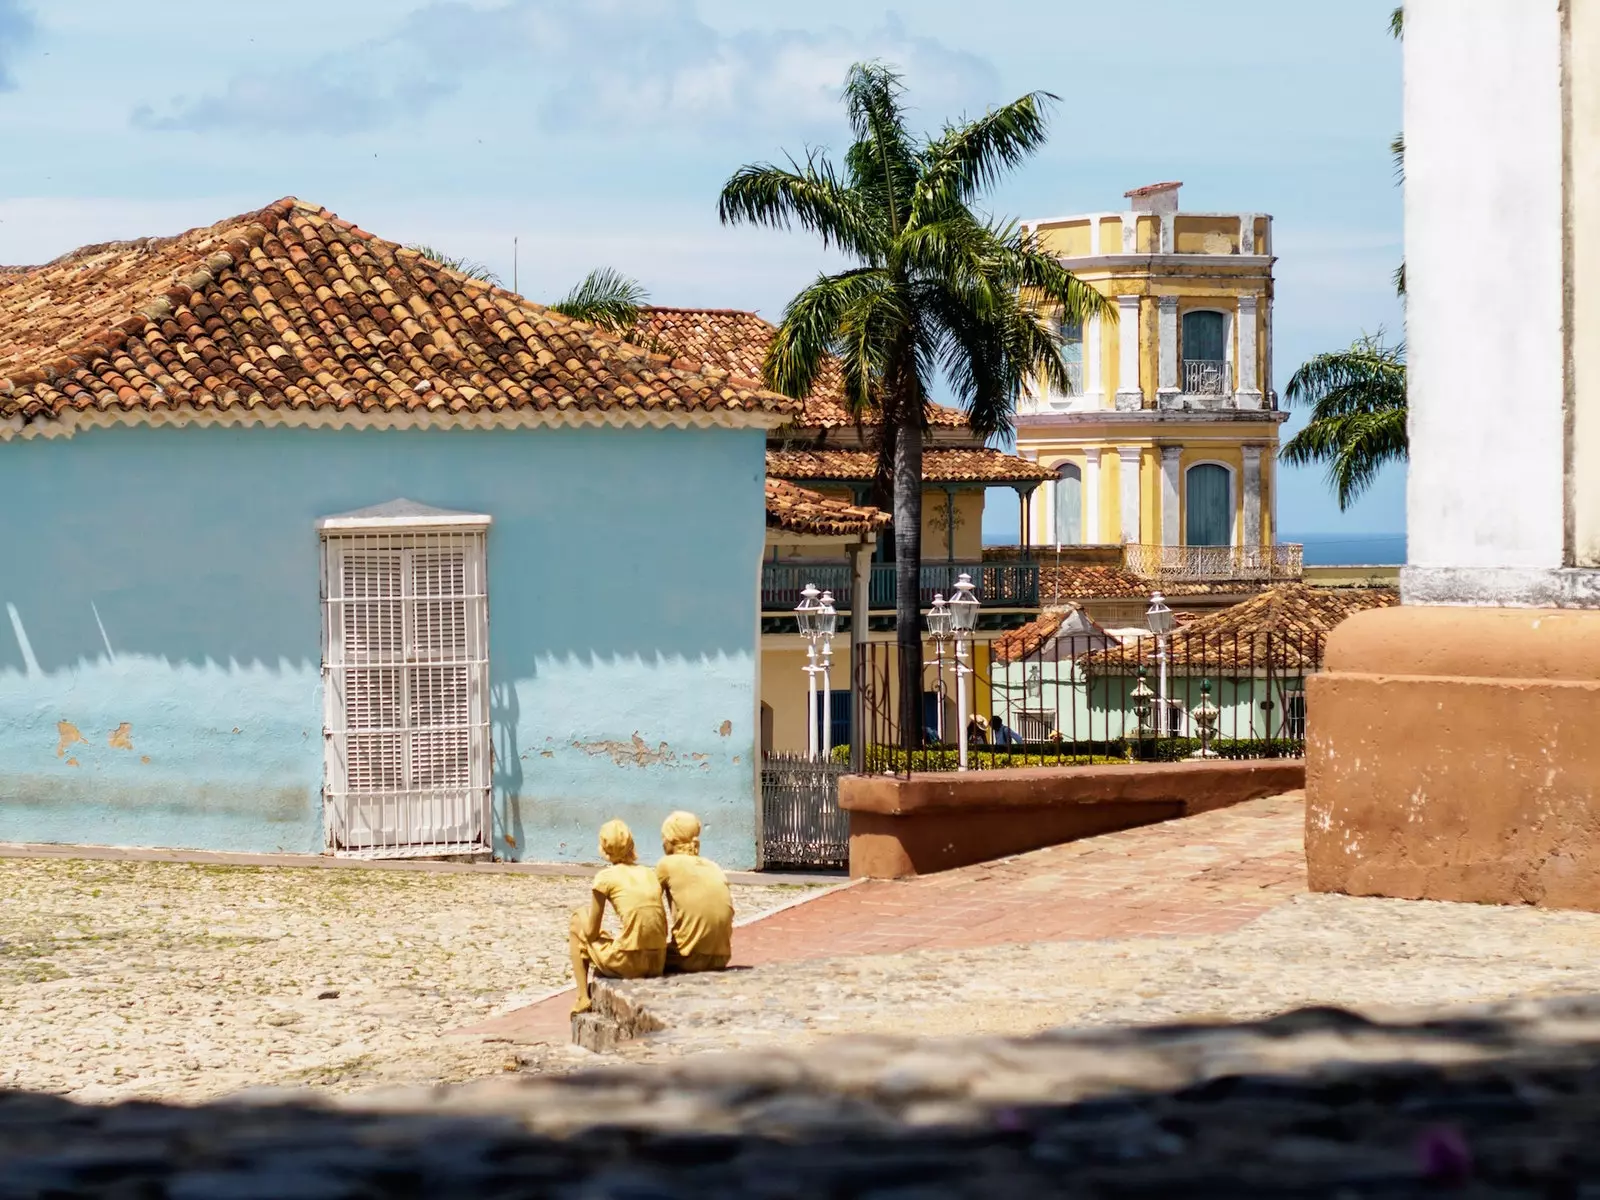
xmin=1389 ymin=6 xmax=1403 ymax=38
xmin=842 ymin=61 xmax=917 ymax=235
xmin=408 ymin=244 xmax=500 ymax=285
xmin=718 ymin=155 xmax=882 ymax=259
xmin=764 ymin=267 xmax=891 ymax=411
xmin=1283 ymin=335 xmax=1408 ymax=509
xmin=916 ymin=91 xmax=1059 ymax=213
xmin=551 ymin=268 xmax=649 ymax=333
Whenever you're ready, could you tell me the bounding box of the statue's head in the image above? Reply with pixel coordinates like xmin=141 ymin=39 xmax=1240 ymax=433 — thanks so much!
xmin=661 ymin=811 xmax=701 ymax=856
xmin=598 ymin=819 xmax=637 ymax=865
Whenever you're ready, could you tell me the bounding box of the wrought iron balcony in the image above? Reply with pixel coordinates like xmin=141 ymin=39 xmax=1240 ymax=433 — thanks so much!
xmin=1182 ymin=358 xmax=1231 ymax=396
xmin=1123 ymin=542 xmax=1304 ymax=583
xmin=762 ymin=559 xmax=1039 ymax=612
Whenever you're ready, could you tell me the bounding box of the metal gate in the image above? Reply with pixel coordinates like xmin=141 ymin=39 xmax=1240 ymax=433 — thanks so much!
xmin=319 ymin=517 xmax=491 ymax=859
xmin=760 ymin=754 xmax=849 ymax=870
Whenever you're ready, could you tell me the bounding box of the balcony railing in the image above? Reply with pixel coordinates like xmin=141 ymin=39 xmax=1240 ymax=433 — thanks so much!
xmin=1182 ymin=358 xmax=1231 ymax=396
xmin=1123 ymin=543 xmax=1304 ymax=583
xmin=762 ymin=559 xmax=1039 ymax=612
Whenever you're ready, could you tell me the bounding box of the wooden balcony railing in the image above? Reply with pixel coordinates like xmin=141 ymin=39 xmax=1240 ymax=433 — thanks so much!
xmin=762 ymin=559 xmax=1040 ymax=612
xmin=1123 ymin=543 xmax=1304 ymax=583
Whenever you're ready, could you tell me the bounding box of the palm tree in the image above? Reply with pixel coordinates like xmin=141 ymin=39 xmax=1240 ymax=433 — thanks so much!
xmin=407 ymin=244 xmax=500 ymax=285
xmin=718 ymin=61 xmax=1109 ymax=744
xmin=1281 ymin=335 xmax=1407 ymax=510
xmin=552 ymin=268 xmax=650 ymax=334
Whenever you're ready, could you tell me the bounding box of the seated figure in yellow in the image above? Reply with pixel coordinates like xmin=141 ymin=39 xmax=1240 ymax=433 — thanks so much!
xmin=569 ymin=819 xmax=667 ymax=1015
xmin=656 ymin=811 xmax=734 ymax=974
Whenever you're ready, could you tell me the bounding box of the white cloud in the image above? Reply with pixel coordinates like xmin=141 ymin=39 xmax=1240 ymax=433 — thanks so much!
xmin=129 ymin=0 xmax=996 ymax=139
xmin=0 ymin=0 xmax=34 ymax=90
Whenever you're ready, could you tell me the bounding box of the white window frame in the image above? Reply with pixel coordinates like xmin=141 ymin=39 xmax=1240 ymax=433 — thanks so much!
xmin=1183 ymin=460 xmax=1239 ymax=548
xmin=1179 ymin=306 xmax=1234 ymax=395
xmin=317 ymin=506 xmax=492 ymax=859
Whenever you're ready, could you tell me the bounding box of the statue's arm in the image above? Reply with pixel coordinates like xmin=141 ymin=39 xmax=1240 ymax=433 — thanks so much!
xmin=583 ymin=890 xmax=606 ymax=940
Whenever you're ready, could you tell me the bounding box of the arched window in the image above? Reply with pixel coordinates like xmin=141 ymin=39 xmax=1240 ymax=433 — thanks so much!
xmin=1186 ymin=463 xmax=1232 ymax=547
xmin=1181 ymin=310 xmax=1228 ymax=395
xmin=1054 ymin=462 xmax=1082 ymax=545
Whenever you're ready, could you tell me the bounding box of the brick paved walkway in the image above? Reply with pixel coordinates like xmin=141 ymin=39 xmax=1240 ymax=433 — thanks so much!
xmin=466 ymin=791 xmax=1306 ymax=1042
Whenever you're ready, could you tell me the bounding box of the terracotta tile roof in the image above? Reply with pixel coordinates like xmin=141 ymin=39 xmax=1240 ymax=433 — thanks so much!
xmin=1080 ymin=584 xmax=1399 ymax=672
xmin=767 ymin=447 xmax=1054 ymax=485
xmin=1125 ymin=181 xmax=1182 ymax=198
xmin=635 ymin=306 xmax=968 ymax=430
xmin=1038 ymin=561 xmax=1274 ymax=602
xmin=0 ymin=200 xmax=801 ymax=435
xmin=764 ymin=478 xmax=888 ymax=538
xmin=991 ymin=606 xmax=1118 ymax=663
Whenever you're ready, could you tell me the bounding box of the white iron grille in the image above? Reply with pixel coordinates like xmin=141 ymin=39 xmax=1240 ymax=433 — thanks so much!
xmin=321 ymin=529 xmax=490 ymax=859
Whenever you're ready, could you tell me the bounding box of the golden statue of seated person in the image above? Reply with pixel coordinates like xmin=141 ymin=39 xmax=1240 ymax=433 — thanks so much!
xmin=569 ymin=819 xmax=667 ymax=1015
xmin=656 ymin=811 xmax=734 ymax=974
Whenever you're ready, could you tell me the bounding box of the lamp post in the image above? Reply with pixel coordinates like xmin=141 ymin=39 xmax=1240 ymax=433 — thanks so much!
xmin=1130 ymin=666 xmax=1154 ymax=753
xmin=926 ymin=593 xmax=953 ymax=745
xmin=950 ymin=573 xmax=981 ymax=771
xmin=817 ymin=590 xmax=838 ymax=760
xmin=1145 ymin=592 xmax=1174 ymax=738
xmin=795 ymin=583 xmax=822 ymax=760
xmin=1189 ymin=678 xmax=1220 ymax=759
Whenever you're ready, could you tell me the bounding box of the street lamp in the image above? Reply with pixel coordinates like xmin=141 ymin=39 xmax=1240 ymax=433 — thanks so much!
xmin=795 ymin=583 xmax=823 ymax=760
xmin=926 ymin=593 xmax=952 ymax=744
xmin=1131 ymin=666 xmax=1154 ymax=747
xmin=1146 ymin=592 xmax=1174 ymax=738
xmin=817 ymin=590 xmax=838 ymax=760
xmin=1189 ymin=678 xmax=1220 ymax=759
xmin=950 ymin=573 xmax=981 ymax=771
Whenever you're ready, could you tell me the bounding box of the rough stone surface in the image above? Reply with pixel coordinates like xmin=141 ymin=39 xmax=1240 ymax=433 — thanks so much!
xmin=0 ymin=856 xmax=809 ymax=1102
xmin=578 ymin=891 xmax=1600 ymax=1058
xmin=13 ymin=997 xmax=1600 ymax=1194
xmin=1308 ymin=604 xmax=1600 ymax=909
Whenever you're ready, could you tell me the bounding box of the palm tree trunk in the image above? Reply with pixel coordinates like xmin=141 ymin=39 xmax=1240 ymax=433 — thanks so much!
xmin=893 ymin=412 xmax=924 ymax=753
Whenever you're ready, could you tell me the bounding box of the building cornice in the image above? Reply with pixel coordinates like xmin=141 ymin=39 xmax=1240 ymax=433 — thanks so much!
xmin=1056 ymin=253 xmax=1277 ymax=273
xmin=0 ymin=404 xmax=792 ymax=443
xmin=1015 ymin=409 xmax=1290 ymax=430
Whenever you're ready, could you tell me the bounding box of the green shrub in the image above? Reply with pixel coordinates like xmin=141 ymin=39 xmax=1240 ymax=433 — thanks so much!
xmin=831 ymin=738 xmax=1303 ymax=772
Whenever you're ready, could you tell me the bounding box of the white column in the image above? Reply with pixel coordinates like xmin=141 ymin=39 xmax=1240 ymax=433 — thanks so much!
xmin=1083 ymin=447 xmax=1102 ymax=543
xmin=1160 ymin=446 xmax=1182 ymax=547
xmin=1120 ymin=211 xmax=1138 ymax=253
xmin=1117 ymin=445 xmax=1142 ymax=545
xmin=1159 ymin=212 xmax=1175 ymax=254
xmin=1236 ymin=293 xmax=1262 ymax=409
xmin=1239 ymin=213 xmax=1256 ymax=255
xmin=1043 ymin=475 xmax=1057 ymax=545
xmin=1242 ymin=445 xmax=1264 ymax=550
xmin=1157 ymin=295 xmax=1179 ymax=404
xmin=1088 ymin=216 xmax=1102 ymax=256
xmin=1403 ymin=0 xmax=1567 ymax=602
xmin=1084 ymin=311 xmax=1104 ymax=406
xmin=1114 ymin=294 xmax=1142 ymax=410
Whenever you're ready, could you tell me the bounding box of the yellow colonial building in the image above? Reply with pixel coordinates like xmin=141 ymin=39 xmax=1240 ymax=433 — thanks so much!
xmin=1017 ymin=181 xmax=1296 ymax=581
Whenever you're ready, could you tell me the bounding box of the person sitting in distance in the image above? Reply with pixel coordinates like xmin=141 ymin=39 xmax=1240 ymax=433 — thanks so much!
xmin=569 ymin=819 xmax=667 ymax=1015
xmin=990 ymin=713 xmax=1020 ymax=747
xmin=656 ymin=811 xmax=734 ymax=974
xmin=966 ymin=713 xmax=989 ymax=746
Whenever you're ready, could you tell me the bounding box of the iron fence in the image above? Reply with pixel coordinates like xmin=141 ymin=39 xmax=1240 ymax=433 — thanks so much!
xmin=851 ymin=625 xmax=1323 ymax=776
xmin=759 ymin=754 xmax=850 ymax=870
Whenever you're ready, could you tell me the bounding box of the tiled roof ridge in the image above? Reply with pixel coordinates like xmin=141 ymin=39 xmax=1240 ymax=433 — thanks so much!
xmin=1 ymin=197 xmax=801 ymax=427
xmin=639 ymin=305 xmax=773 ymax=320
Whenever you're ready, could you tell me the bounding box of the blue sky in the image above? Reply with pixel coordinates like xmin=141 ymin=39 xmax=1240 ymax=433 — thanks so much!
xmin=0 ymin=0 xmax=1404 ymax=538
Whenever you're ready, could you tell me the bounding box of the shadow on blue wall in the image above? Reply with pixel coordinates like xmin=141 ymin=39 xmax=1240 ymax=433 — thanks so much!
xmin=0 ymin=425 xmax=762 ymax=674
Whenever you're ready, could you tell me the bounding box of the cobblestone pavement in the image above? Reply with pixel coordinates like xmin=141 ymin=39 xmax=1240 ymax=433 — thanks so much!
xmin=482 ymin=791 xmax=1307 ymax=1039
xmin=0 ymin=856 xmax=810 ymax=1103
xmin=13 ymin=997 xmax=1600 ymax=1196
xmin=588 ymin=892 xmax=1600 ymax=1059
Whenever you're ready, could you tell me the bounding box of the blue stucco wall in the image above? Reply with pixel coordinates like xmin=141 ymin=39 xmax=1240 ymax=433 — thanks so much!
xmin=0 ymin=424 xmax=767 ymax=867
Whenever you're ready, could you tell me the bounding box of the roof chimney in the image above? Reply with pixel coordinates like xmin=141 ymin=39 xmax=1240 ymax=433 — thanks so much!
xmin=1124 ymin=181 xmax=1182 ymax=216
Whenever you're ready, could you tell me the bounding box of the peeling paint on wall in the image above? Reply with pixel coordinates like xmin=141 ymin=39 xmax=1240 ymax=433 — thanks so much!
xmin=56 ymin=722 xmax=85 ymax=758
xmin=719 ymin=720 xmax=733 ymax=737
xmin=573 ymin=733 xmax=678 ymax=768
xmin=108 ymin=723 xmax=134 ymax=750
